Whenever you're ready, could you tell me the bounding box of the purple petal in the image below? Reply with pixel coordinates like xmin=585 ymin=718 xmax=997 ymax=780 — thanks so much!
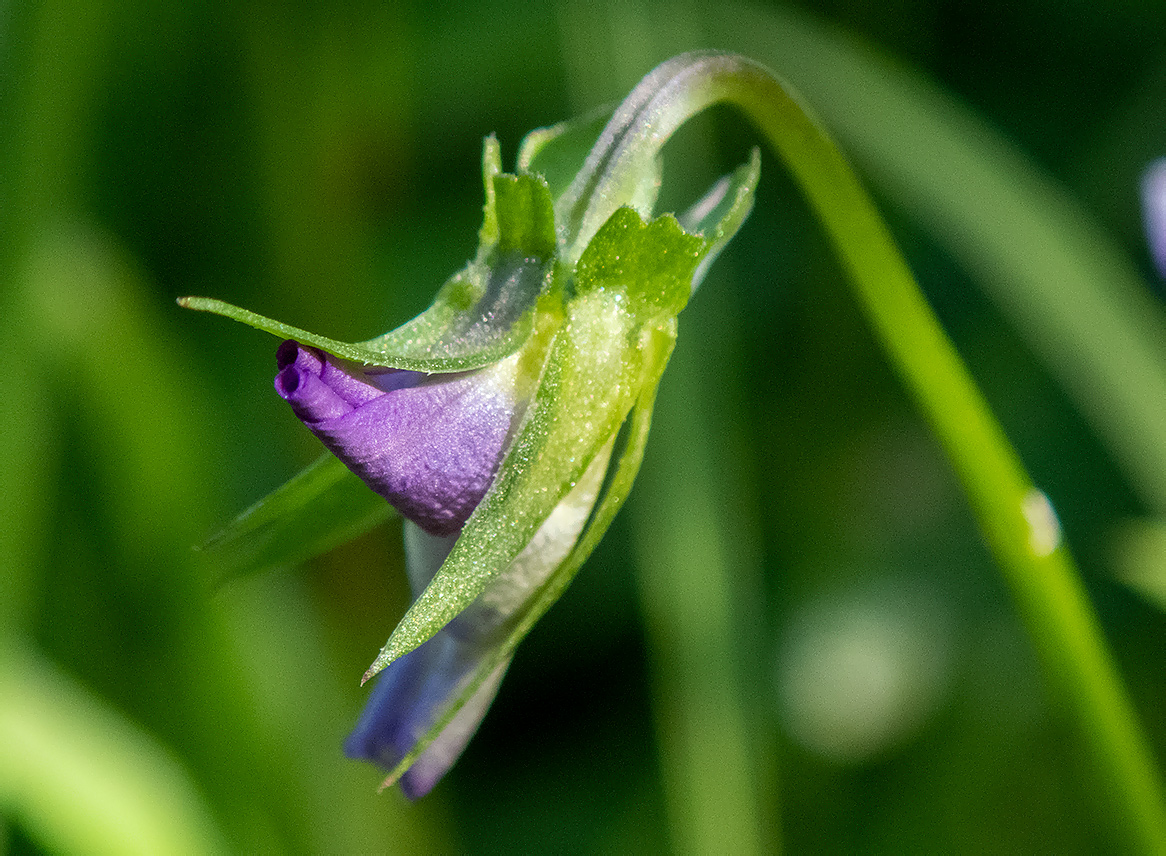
xmin=274 ymin=341 xmax=522 ymax=536
xmin=344 ymin=630 xmax=510 ymax=799
xmin=1142 ymin=158 xmax=1166 ymax=280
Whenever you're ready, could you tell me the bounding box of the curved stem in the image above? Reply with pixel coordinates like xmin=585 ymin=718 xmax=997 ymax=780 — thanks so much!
xmin=596 ymin=51 xmax=1166 ymax=852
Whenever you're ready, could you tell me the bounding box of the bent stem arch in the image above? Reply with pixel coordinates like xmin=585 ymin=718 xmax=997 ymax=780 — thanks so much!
xmin=606 ymin=51 xmax=1166 ymax=853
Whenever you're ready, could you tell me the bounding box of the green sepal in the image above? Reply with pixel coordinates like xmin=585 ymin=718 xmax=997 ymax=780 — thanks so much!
xmin=491 ymin=173 xmax=556 ymax=258
xmin=195 ymin=454 xmax=394 ymax=582
xmin=681 ymin=147 xmax=761 ymax=292
xmin=363 ymin=289 xmax=657 ymax=680
xmin=180 ymin=140 xmax=559 ymax=373
xmin=575 ymin=207 xmax=708 ymax=317
xmin=378 ymin=321 xmax=674 ymax=788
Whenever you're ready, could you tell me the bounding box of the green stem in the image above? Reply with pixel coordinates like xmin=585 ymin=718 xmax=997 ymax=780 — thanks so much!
xmin=602 ymin=51 xmax=1166 ymax=852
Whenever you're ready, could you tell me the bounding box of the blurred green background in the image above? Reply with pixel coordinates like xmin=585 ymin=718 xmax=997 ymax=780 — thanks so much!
xmin=3 ymin=0 xmax=1166 ymax=853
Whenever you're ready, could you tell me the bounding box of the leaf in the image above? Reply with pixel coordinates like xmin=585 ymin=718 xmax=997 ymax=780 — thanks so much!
xmin=0 ymin=647 xmax=227 ymax=855
xmin=180 ymin=141 xmax=560 ymax=373
xmin=574 ymin=207 xmax=708 ymax=316
xmin=1111 ymin=519 xmax=1166 ymax=613
xmin=196 ymin=454 xmax=395 ymax=581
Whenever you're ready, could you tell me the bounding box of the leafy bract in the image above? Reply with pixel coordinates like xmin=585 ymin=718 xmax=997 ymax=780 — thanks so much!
xmin=575 ymin=207 xmax=707 ymax=317
xmin=362 ymin=288 xmax=652 ymax=678
xmin=378 ymin=320 xmax=675 ymax=789
xmin=180 ymin=141 xmax=557 ymax=373
xmin=363 ymin=192 xmax=746 ymax=677
xmin=184 ymin=68 xmax=762 ymax=707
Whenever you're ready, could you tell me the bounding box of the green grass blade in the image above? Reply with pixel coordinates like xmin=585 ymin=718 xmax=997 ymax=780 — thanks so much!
xmin=0 ymin=647 xmax=227 ymax=855
xmin=197 ymin=454 xmax=395 ymax=582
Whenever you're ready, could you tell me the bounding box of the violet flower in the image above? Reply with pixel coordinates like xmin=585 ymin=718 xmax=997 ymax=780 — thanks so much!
xmin=182 ymin=52 xmax=762 ymax=797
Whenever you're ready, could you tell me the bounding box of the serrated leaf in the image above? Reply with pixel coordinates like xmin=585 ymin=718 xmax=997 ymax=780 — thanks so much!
xmin=196 ymin=454 xmax=394 ymax=581
xmin=574 ymin=207 xmax=708 ymax=317
xmin=363 ymin=290 xmax=653 ymax=679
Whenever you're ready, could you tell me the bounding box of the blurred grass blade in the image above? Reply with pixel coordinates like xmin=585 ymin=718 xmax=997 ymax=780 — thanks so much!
xmin=706 ymin=2 xmax=1166 ymax=514
xmin=632 ymin=323 xmax=775 ymax=856
xmin=1112 ymin=519 xmax=1166 ymax=612
xmin=199 ymin=454 xmax=395 ymax=581
xmin=0 ymin=647 xmax=227 ymax=855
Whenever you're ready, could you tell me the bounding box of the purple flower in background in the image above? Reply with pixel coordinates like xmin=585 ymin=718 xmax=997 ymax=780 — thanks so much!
xmin=1141 ymin=158 xmax=1166 ymax=280
xmin=274 ymin=340 xmax=525 ymax=536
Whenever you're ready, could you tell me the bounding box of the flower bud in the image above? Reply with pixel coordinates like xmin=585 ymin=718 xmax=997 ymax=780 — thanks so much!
xmin=274 ymin=340 xmax=526 ymax=537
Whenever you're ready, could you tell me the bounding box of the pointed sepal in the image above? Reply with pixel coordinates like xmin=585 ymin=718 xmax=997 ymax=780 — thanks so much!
xmin=180 ymin=139 xmax=559 ymax=373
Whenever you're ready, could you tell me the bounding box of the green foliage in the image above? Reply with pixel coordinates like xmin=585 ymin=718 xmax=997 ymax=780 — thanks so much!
xmin=197 ymin=454 xmax=396 ymax=582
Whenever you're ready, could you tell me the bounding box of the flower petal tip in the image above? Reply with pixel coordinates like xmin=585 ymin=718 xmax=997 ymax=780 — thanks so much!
xmin=274 ymin=340 xmax=523 ymax=537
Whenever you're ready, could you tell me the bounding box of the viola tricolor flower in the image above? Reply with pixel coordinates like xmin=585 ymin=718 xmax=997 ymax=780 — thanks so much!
xmin=181 ymin=52 xmax=760 ymax=796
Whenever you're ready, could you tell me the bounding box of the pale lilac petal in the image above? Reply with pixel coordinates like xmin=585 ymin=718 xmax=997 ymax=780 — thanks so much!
xmin=274 ymin=341 xmax=522 ymax=536
xmin=1142 ymin=158 xmax=1166 ymax=279
xmin=402 ymin=520 xmax=459 ymax=596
